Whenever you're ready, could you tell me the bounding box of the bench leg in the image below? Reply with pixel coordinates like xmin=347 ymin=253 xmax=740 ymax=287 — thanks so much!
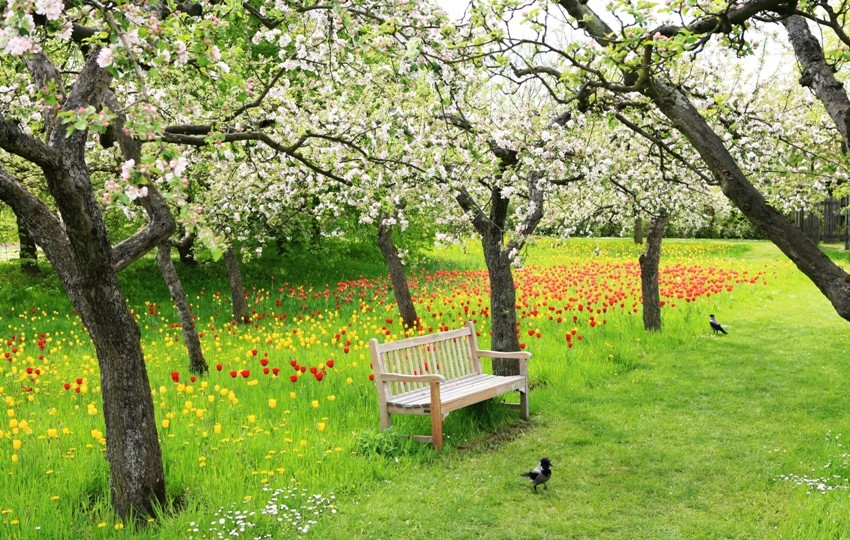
xmin=520 ymin=390 xmax=529 ymax=421
xmin=379 ymin=409 xmax=392 ymax=430
xmin=430 ymin=385 xmax=444 ymax=451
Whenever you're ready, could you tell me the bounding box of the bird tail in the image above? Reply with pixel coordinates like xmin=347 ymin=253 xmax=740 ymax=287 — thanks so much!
xmin=720 ymin=327 xmax=728 ymax=334
xmin=520 ymin=472 xmax=532 ymax=478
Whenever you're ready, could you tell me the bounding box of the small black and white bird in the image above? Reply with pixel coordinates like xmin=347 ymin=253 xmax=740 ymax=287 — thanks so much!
xmin=520 ymin=457 xmax=552 ymax=492
xmin=709 ymin=314 xmax=728 ymax=335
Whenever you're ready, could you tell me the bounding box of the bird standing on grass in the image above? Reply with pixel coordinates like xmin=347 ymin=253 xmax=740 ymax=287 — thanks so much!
xmin=709 ymin=314 xmax=728 ymax=335
xmin=520 ymin=457 xmax=552 ymax=492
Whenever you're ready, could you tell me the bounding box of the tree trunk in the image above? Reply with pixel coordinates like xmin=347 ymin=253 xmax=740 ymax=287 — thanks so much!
xmin=456 ymin=185 xmax=523 ymax=376
xmin=377 ymin=217 xmax=418 ymax=330
xmin=175 ymin=229 xmax=197 ymax=267
xmin=639 ymin=212 xmax=669 ymax=331
xmin=16 ymin=213 xmax=41 ymax=276
xmin=646 ymin=79 xmax=850 ymax=321
xmin=224 ymin=246 xmax=251 ymax=324
xmin=1 ymin=54 xmax=171 ymax=521
xmin=482 ymin=230 xmax=522 ymax=375
xmin=783 ymin=15 xmax=850 ymax=150
xmin=1 ymin=161 xmax=168 ymax=523
xmin=156 ymin=242 xmax=208 ymax=374
xmin=633 ymin=215 xmax=644 ymax=245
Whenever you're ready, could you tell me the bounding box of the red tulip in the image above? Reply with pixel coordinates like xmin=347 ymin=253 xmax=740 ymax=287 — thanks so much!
xmin=263 ymin=367 xmax=270 ymax=375
xmin=216 ymin=363 xmax=223 ymax=371
xmin=260 ymin=358 xmax=269 ymax=366
xmin=315 ymin=372 xmax=325 ymax=381
xmin=229 ymin=370 xmax=238 ymax=378
xmin=326 ymin=359 xmax=334 ymax=368
xmin=289 ymin=375 xmax=298 ymax=383
xmin=63 ymin=382 xmax=71 ymax=390
xmin=190 ymin=375 xmax=196 ymax=383
xmin=240 ymin=370 xmax=250 ymax=378
xmin=272 ymin=367 xmax=280 ymax=376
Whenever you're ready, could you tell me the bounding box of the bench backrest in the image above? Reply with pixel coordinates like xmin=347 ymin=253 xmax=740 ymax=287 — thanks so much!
xmin=369 ymin=321 xmax=482 ymax=397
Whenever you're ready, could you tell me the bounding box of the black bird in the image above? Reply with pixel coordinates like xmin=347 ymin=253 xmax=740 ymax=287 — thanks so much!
xmin=709 ymin=314 xmax=728 ymax=335
xmin=520 ymin=457 xmax=552 ymax=492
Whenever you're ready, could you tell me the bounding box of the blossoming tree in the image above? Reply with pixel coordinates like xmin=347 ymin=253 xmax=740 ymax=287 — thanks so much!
xmin=0 ymin=0 xmax=453 ymax=520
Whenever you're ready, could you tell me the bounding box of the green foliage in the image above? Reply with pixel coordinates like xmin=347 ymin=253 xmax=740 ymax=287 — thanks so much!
xmin=353 ymin=428 xmax=421 ymax=459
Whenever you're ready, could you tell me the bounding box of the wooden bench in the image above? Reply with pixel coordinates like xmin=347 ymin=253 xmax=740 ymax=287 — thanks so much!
xmin=368 ymin=321 xmax=530 ymax=450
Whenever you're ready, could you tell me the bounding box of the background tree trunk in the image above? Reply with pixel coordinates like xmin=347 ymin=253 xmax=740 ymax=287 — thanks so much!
xmin=377 ymin=216 xmax=418 ymax=330
xmin=639 ymin=213 xmax=669 ymax=331
xmin=156 ymin=242 xmax=208 ymax=374
xmin=633 ymin=215 xmax=644 ymax=245
xmin=175 ymin=229 xmax=197 ymax=267
xmin=224 ymin=246 xmax=251 ymax=324
xmin=16 ymin=213 xmax=41 ymax=276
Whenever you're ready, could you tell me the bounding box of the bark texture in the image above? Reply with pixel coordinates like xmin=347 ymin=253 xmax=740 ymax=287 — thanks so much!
xmin=224 ymin=246 xmax=252 ymax=324
xmin=17 ymin=213 xmax=41 ymax=276
xmin=157 ymin=243 xmax=208 ymax=374
xmin=377 ymin=216 xmax=418 ymax=330
xmin=639 ymin=213 xmax=669 ymax=331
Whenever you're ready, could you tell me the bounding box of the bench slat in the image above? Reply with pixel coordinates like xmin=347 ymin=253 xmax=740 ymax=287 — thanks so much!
xmin=387 ymin=374 xmax=525 ymax=408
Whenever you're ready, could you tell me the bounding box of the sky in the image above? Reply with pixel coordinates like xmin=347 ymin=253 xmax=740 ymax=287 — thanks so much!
xmin=436 ymin=0 xmax=470 ymax=20
xmin=433 ymin=0 xmax=792 ymax=82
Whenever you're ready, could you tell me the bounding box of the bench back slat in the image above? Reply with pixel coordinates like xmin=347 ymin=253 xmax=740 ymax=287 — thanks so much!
xmin=370 ymin=323 xmax=481 ymax=399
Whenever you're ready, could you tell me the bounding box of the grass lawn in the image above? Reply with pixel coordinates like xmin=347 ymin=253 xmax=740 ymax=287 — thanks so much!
xmin=317 ymin=241 xmax=850 ymax=539
xmin=2 ymin=238 xmax=850 ymax=538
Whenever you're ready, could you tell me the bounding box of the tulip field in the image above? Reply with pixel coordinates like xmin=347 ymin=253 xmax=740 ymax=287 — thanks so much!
xmin=4 ymin=238 xmax=849 ymax=538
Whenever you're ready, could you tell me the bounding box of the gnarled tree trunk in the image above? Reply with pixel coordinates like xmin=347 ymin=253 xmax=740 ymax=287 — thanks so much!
xmin=0 ymin=52 xmax=172 ymax=520
xmin=456 ymin=170 xmax=544 ymax=376
xmin=175 ymin=229 xmax=198 ymax=267
xmin=639 ymin=212 xmax=669 ymax=331
xmin=377 ymin=215 xmax=418 ymax=330
xmin=157 ymin=242 xmax=208 ymax=374
xmin=16 ymin=213 xmax=41 ymax=276
xmin=224 ymin=245 xmax=251 ymax=324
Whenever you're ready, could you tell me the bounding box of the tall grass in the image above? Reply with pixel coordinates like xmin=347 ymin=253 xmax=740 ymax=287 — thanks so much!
xmin=0 ymin=238 xmax=848 ymax=538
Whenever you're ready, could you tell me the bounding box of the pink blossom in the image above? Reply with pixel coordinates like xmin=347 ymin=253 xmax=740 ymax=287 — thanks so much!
xmin=120 ymin=159 xmax=135 ymax=181
xmin=4 ymin=36 xmax=34 ymax=56
xmin=35 ymin=0 xmax=63 ymax=20
xmin=97 ymin=46 xmax=114 ymax=68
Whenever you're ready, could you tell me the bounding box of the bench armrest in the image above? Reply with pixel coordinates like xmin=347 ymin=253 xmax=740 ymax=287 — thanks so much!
xmin=379 ymin=372 xmax=445 ymax=384
xmin=477 ymin=350 xmax=532 ymax=360
xmin=476 ymin=350 xmax=531 ymax=377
